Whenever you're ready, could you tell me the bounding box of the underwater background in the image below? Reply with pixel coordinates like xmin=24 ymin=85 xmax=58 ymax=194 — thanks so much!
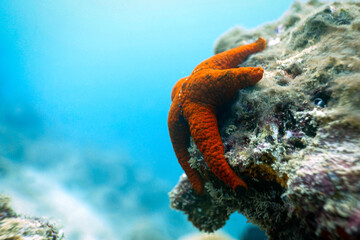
xmin=0 ymin=0 xmax=293 ymax=239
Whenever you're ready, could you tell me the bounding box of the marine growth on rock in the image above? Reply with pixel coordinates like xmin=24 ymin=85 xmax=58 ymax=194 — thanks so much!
xmin=169 ymin=1 xmax=360 ymax=239
xmin=0 ymin=194 xmax=63 ymax=240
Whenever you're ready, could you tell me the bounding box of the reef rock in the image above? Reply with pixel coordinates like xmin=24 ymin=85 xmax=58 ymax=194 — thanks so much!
xmin=0 ymin=194 xmax=63 ymax=240
xmin=169 ymin=1 xmax=360 ymax=239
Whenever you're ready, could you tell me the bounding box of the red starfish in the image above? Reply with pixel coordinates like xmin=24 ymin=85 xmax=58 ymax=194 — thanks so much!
xmin=168 ymin=37 xmax=266 ymax=195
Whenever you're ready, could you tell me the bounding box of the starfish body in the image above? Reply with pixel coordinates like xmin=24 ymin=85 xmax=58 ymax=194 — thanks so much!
xmin=168 ymin=38 xmax=266 ymax=195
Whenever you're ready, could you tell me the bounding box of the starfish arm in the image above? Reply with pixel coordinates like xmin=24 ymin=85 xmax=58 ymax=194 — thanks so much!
xmin=168 ymin=37 xmax=267 ymax=195
xmin=193 ymin=37 xmax=266 ymax=72
xmin=171 ymin=77 xmax=187 ymax=101
xmin=185 ymin=67 xmax=264 ymax=106
xmin=168 ymin=103 xmax=204 ymax=194
xmin=185 ymin=104 xmax=247 ymax=191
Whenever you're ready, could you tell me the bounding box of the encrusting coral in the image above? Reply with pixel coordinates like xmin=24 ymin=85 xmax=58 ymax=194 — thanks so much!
xmin=169 ymin=1 xmax=360 ymax=239
xmin=168 ymin=38 xmax=266 ymax=195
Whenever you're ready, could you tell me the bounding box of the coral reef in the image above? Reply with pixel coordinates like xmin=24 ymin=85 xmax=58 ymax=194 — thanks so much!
xmin=169 ymin=1 xmax=360 ymax=239
xmin=0 ymin=194 xmax=63 ymax=240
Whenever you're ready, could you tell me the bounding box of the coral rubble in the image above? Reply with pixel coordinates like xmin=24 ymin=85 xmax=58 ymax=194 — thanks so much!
xmin=169 ymin=1 xmax=360 ymax=239
xmin=0 ymin=194 xmax=63 ymax=240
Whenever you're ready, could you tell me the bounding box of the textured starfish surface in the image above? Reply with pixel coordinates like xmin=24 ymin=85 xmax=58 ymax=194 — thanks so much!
xmin=168 ymin=37 xmax=266 ymax=195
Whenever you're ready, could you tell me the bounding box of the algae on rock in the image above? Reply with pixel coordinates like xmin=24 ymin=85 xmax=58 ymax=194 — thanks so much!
xmin=169 ymin=1 xmax=360 ymax=239
xmin=0 ymin=194 xmax=63 ymax=240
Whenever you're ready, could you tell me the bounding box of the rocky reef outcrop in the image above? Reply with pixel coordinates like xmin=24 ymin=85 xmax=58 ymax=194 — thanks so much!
xmin=0 ymin=194 xmax=63 ymax=240
xmin=169 ymin=1 xmax=360 ymax=239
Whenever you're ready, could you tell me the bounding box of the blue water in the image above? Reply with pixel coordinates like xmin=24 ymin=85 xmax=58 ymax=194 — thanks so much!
xmin=0 ymin=0 xmax=293 ymax=239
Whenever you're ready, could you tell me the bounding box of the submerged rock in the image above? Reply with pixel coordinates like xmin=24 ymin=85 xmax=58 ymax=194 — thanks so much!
xmin=169 ymin=1 xmax=360 ymax=239
xmin=0 ymin=194 xmax=63 ymax=240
